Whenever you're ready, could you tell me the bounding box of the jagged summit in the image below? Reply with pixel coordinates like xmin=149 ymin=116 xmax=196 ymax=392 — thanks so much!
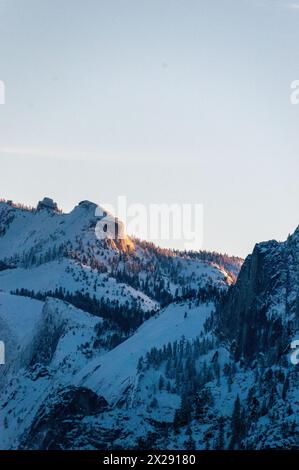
xmin=289 ymin=224 xmax=299 ymax=243
xmin=37 ymin=197 xmax=59 ymax=212
xmin=0 ymin=196 xmax=136 ymax=262
xmin=77 ymin=199 xmax=98 ymax=208
xmin=0 ymin=197 xmax=104 ymax=216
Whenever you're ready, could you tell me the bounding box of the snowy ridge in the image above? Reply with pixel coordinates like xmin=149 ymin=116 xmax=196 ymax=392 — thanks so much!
xmin=75 ymin=301 xmax=213 ymax=404
xmin=0 ymin=259 xmax=158 ymax=311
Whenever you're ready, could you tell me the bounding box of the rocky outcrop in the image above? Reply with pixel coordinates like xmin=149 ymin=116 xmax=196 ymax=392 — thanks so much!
xmin=217 ymin=229 xmax=299 ymax=362
xmin=20 ymin=386 xmax=109 ymax=450
xmin=37 ymin=197 xmax=58 ymax=212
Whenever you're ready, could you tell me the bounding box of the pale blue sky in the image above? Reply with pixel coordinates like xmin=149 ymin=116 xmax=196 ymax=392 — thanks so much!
xmin=0 ymin=0 xmax=299 ymax=257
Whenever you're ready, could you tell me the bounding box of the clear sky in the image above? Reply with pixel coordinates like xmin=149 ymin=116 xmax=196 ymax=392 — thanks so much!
xmin=0 ymin=0 xmax=299 ymax=257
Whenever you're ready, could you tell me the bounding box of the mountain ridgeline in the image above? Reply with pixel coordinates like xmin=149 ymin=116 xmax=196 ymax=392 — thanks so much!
xmin=0 ymin=197 xmax=298 ymax=450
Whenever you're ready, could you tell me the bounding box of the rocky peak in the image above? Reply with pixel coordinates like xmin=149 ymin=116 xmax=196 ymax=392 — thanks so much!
xmin=37 ymin=197 xmax=59 ymax=212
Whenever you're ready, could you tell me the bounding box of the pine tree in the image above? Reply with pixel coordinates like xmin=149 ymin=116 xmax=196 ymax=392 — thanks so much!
xmin=150 ymin=397 xmax=158 ymax=409
xmin=216 ymin=416 xmax=225 ymax=449
xmin=174 ymin=395 xmax=192 ymax=427
xmin=184 ymin=427 xmax=195 ymax=450
xmin=229 ymin=395 xmax=242 ymax=449
xmin=159 ymin=375 xmax=165 ymax=391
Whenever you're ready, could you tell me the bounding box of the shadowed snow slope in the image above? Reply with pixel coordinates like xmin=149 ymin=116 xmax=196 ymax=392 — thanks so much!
xmin=0 ymin=292 xmax=43 ymax=349
xmin=75 ymin=301 xmax=213 ymax=404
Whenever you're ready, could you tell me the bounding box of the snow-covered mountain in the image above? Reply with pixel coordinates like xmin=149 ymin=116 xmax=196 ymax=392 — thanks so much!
xmin=0 ymin=198 xmax=241 ymax=330
xmin=0 ymin=293 xmax=214 ymax=449
xmin=0 ymin=196 xmax=267 ymax=450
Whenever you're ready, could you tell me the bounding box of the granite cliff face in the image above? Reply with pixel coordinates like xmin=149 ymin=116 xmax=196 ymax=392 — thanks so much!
xmin=217 ymin=229 xmax=299 ymax=362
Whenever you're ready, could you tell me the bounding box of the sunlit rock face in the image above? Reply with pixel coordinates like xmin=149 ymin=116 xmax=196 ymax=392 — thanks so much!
xmin=94 ymin=205 xmax=135 ymax=252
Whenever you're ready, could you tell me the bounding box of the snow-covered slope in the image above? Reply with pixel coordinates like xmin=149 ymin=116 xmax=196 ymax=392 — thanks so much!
xmin=0 ymin=293 xmax=101 ymax=380
xmin=75 ymin=301 xmax=213 ymax=404
xmin=0 ymin=293 xmax=44 ymax=383
xmin=0 ymin=293 xmax=104 ymax=449
xmin=0 ymin=291 xmax=215 ymax=449
xmin=0 ymin=259 xmax=157 ymax=311
xmin=0 ymin=292 xmax=43 ymax=350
